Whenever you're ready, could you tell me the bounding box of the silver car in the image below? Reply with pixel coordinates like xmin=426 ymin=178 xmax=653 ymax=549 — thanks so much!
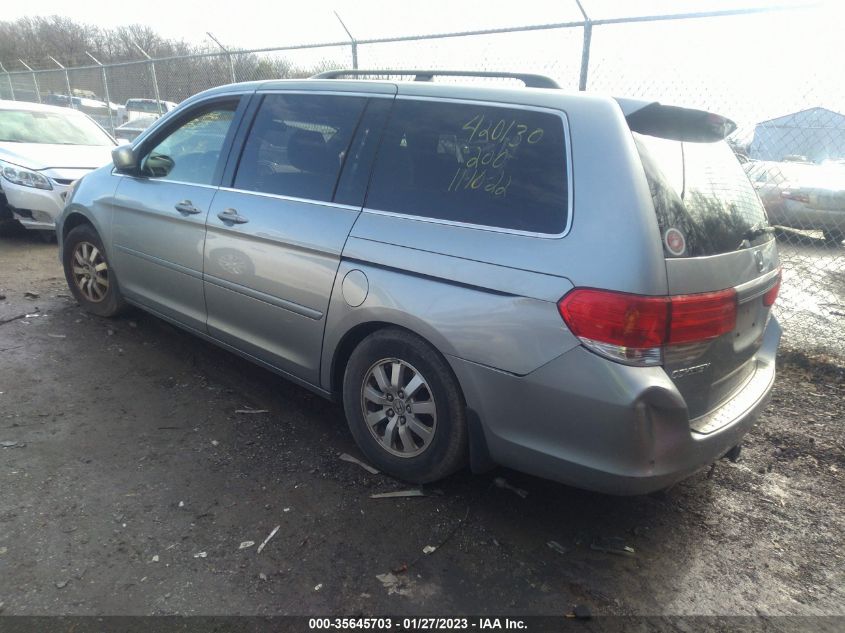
xmin=56 ymin=71 xmax=782 ymax=494
xmin=745 ymin=160 xmax=845 ymax=244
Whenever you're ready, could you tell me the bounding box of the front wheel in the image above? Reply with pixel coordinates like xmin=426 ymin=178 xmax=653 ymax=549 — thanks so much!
xmin=62 ymin=224 xmax=126 ymax=317
xmin=342 ymin=328 xmax=468 ymax=483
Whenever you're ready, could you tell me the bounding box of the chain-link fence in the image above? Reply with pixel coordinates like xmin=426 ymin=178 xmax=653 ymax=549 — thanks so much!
xmin=1 ymin=4 xmax=842 ymax=357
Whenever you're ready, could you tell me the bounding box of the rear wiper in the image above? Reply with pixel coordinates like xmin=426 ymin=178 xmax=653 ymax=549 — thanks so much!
xmin=736 ymin=224 xmax=775 ymax=250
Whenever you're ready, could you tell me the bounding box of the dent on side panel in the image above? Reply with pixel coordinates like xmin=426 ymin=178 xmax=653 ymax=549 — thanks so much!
xmin=320 ymin=256 xmax=579 ymax=389
xmin=349 ymin=96 xmax=669 ymax=296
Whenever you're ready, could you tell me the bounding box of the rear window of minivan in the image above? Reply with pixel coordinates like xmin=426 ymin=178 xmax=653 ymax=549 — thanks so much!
xmin=366 ymin=99 xmax=569 ymax=235
xmin=634 ymin=133 xmax=771 ymax=257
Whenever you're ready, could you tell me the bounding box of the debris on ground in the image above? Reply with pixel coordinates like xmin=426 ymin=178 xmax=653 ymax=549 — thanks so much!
xmin=47 ymin=334 xmax=66 ymax=339
xmin=339 ymin=452 xmax=380 ymax=475
xmin=369 ymin=489 xmax=430 ymax=499
xmin=547 ymin=540 xmax=567 ymax=555
xmin=55 ymin=580 xmax=68 ymax=589
xmin=314 ymin=583 xmax=323 ymax=591
xmin=257 ymin=525 xmax=280 ymax=554
xmin=375 ymin=572 xmax=414 ymax=596
xmin=193 ymin=551 xmax=207 ymax=559
xmin=493 ymin=476 xmax=528 ymax=498
xmin=591 ymin=536 xmax=636 ymax=557
xmin=235 ymin=408 xmax=270 ymax=414
xmin=566 ymin=604 xmax=592 ymax=620
xmin=211 ymin=440 xmax=219 ymax=447
xmin=422 ymin=545 xmax=437 ymax=555
xmin=0 ymin=313 xmax=27 ymax=325
xmin=259 ymin=573 xmax=268 ymax=581
xmin=178 ymin=501 xmax=185 ymax=508
xmin=0 ymin=441 xmax=24 ymax=448
xmin=150 ymin=555 xmax=159 ymax=563
xmin=24 ymin=291 xmax=39 ymax=299
xmin=239 ymin=541 xmax=255 ymax=550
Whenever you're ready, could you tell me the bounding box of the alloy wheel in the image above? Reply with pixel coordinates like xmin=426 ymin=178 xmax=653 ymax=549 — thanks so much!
xmin=71 ymin=241 xmax=109 ymax=303
xmin=360 ymin=358 xmax=437 ymax=458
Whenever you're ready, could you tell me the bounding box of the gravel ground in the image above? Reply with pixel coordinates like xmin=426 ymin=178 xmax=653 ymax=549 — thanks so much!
xmin=0 ymin=223 xmax=843 ymax=618
xmin=775 ymin=228 xmax=845 ymax=359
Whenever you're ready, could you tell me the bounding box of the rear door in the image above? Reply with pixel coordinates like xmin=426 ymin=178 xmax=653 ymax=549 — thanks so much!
xmin=203 ymin=90 xmax=393 ymax=384
xmin=630 ymin=105 xmax=781 ymax=421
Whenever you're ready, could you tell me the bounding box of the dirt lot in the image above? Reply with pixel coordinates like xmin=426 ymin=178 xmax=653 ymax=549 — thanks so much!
xmin=0 ymin=223 xmax=844 ymax=618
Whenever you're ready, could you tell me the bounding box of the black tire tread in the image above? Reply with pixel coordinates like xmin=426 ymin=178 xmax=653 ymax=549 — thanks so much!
xmin=342 ymin=327 xmax=467 ymax=483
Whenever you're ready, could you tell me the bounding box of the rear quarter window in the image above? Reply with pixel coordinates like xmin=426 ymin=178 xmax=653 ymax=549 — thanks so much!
xmin=366 ymin=99 xmax=569 ymax=235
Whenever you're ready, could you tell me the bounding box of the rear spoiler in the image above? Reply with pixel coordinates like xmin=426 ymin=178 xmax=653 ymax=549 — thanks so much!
xmin=615 ymin=98 xmax=737 ymax=142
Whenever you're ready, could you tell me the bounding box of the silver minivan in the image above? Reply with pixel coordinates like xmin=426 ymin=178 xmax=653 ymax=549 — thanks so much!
xmin=56 ymin=70 xmax=782 ymax=494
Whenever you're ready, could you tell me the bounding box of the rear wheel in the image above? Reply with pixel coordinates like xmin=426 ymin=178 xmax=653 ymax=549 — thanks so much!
xmin=342 ymin=328 xmax=467 ymax=483
xmin=62 ymin=224 xmax=125 ymax=317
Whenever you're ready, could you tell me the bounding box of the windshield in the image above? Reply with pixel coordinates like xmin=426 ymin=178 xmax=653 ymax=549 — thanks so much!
xmin=0 ymin=109 xmax=114 ymax=146
xmin=635 ymin=132 xmax=771 ymax=257
xmin=127 ymin=100 xmax=165 ymax=114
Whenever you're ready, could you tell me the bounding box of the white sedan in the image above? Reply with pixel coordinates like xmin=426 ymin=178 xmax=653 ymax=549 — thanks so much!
xmin=0 ymin=100 xmax=116 ymax=237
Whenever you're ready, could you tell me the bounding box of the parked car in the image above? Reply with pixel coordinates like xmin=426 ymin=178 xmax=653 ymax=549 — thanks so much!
xmin=114 ymin=115 xmax=159 ymax=143
xmin=56 ymin=71 xmax=782 ymax=494
xmin=123 ymin=98 xmax=178 ymax=124
xmin=0 ymin=100 xmax=116 ymax=236
xmin=745 ymin=160 xmax=845 ymax=244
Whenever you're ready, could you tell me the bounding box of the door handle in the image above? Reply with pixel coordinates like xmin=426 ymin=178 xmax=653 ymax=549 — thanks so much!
xmin=217 ymin=208 xmax=249 ymax=225
xmin=174 ymin=200 xmax=201 ymax=215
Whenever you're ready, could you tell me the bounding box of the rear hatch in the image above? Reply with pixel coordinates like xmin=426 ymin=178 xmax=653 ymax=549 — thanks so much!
xmin=627 ymin=102 xmax=781 ymax=420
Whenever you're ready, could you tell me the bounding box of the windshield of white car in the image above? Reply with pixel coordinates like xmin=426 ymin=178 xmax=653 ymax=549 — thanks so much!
xmin=0 ymin=110 xmax=114 ymax=146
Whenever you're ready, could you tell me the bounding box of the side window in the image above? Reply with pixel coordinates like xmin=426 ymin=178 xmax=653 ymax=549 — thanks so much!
xmin=141 ymin=102 xmax=237 ymax=185
xmin=366 ymin=100 xmax=569 ymax=234
xmin=234 ymin=94 xmax=366 ymax=202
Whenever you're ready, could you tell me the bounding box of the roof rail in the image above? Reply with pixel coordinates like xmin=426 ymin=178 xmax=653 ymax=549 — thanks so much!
xmin=310 ymin=69 xmax=560 ymax=89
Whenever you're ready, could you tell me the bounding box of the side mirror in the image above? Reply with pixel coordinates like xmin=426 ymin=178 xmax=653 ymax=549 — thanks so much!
xmin=112 ymin=145 xmax=138 ymax=173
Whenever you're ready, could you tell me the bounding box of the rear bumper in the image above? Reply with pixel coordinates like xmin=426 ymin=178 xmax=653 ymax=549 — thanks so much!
xmin=450 ymin=318 xmax=782 ymax=495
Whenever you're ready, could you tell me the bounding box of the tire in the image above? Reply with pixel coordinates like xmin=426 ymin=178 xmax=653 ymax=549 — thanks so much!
xmin=343 ymin=328 xmax=468 ymax=483
xmin=62 ymin=224 xmax=126 ymax=318
xmin=822 ymin=229 xmax=844 ymax=246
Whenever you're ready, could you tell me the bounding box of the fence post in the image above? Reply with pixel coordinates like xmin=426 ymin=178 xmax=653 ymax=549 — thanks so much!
xmin=133 ymin=43 xmax=163 ymax=115
xmin=574 ymin=0 xmax=592 ymax=91
xmin=86 ymin=52 xmax=115 ymax=135
xmin=207 ymin=32 xmax=236 ymax=83
xmin=0 ymin=63 xmax=16 ymax=100
xmin=49 ymin=56 xmax=74 ymax=106
xmin=18 ymin=60 xmax=41 ymax=103
xmin=334 ymin=11 xmax=358 ymax=70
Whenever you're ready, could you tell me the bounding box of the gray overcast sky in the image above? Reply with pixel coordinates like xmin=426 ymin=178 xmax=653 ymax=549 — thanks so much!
xmin=0 ymin=0 xmax=824 ymax=50
xmin=2 ymin=0 xmax=837 ymax=130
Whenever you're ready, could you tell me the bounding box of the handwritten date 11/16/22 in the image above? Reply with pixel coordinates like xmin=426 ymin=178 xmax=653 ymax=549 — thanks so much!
xmin=448 ymin=167 xmax=512 ymax=197
xmin=461 ymin=114 xmax=545 ymax=147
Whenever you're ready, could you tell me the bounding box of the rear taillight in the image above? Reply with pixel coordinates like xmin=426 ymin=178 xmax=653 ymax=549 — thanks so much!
xmin=763 ymin=272 xmax=781 ymax=307
xmin=557 ymin=288 xmax=737 ymax=366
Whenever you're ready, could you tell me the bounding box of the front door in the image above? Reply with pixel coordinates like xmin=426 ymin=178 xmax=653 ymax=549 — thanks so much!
xmin=112 ymin=97 xmax=243 ymax=331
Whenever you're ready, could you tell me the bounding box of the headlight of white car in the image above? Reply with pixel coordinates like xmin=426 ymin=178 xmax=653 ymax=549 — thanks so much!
xmin=1 ymin=161 xmax=53 ymax=190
